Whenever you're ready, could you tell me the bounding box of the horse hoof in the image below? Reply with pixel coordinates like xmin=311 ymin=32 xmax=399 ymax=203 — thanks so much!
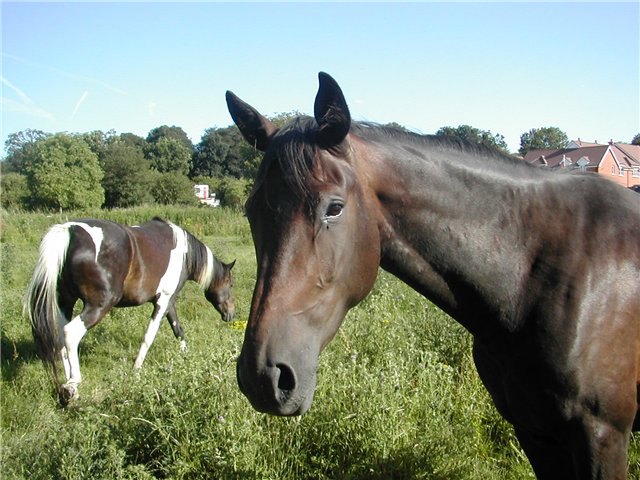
xmin=58 ymin=384 xmax=79 ymax=406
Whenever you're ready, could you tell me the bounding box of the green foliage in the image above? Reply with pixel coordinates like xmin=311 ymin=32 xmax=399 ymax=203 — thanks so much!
xmin=146 ymin=125 xmax=194 ymax=152
xmin=218 ymin=176 xmax=250 ymax=210
xmin=26 ymin=133 xmax=104 ymax=211
xmin=631 ymin=133 xmax=640 ymax=146
xmin=1 ymin=172 xmax=29 ymax=209
xmin=191 ymin=127 xmax=248 ymax=179
xmin=152 ymin=172 xmax=199 ymax=205
xmin=76 ymin=130 xmax=116 ymax=162
xmin=1 ymin=207 xmax=639 ymax=479
xmin=3 ymin=129 xmax=51 ymax=174
xmin=518 ymin=127 xmax=568 ymax=156
xmin=102 ymin=143 xmax=153 ymax=208
xmin=436 ymin=125 xmax=510 ymax=154
xmin=145 ymin=137 xmax=192 ymax=175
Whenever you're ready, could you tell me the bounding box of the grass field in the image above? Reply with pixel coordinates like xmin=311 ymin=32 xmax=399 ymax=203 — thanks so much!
xmin=1 ymin=206 xmax=638 ymax=479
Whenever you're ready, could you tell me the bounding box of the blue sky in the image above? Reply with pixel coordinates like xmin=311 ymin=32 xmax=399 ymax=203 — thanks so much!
xmin=2 ymin=1 xmax=638 ymax=156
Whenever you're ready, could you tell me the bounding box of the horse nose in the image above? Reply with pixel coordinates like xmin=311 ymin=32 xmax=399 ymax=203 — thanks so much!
xmin=236 ymin=356 xmax=298 ymax=414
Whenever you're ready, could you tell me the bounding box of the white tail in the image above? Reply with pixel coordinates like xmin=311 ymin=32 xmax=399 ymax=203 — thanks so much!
xmin=24 ymin=224 xmax=73 ymax=380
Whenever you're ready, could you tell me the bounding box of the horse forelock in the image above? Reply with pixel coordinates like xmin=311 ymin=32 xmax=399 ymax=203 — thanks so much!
xmin=246 ymin=116 xmax=320 ymax=214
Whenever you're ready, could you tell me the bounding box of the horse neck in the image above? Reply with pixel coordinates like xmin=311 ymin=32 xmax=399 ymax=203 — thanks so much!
xmin=185 ymin=236 xmax=215 ymax=289
xmin=367 ymin=140 xmax=540 ymax=335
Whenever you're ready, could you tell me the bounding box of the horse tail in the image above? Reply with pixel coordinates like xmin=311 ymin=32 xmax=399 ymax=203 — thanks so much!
xmin=24 ymin=223 xmax=73 ymax=384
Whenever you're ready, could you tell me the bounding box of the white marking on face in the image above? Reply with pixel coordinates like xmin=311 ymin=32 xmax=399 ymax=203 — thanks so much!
xmin=64 ymin=222 xmax=104 ymax=262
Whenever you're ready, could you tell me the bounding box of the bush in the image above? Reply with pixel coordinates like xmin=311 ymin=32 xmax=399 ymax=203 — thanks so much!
xmin=1 ymin=172 xmax=29 ymax=210
xmin=152 ymin=172 xmax=199 ymax=206
xmin=218 ymin=176 xmax=250 ymax=210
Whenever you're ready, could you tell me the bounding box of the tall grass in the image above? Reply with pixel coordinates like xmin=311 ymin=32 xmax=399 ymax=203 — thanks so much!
xmin=1 ymin=207 xmax=638 ymax=479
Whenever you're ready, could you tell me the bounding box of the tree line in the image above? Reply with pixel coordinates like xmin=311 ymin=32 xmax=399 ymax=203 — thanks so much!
xmin=3 ymin=113 xmax=635 ymax=212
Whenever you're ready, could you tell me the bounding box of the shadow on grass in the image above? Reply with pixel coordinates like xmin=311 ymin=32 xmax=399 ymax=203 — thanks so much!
xmin=1 ymin=329 xmax=39 ymax=382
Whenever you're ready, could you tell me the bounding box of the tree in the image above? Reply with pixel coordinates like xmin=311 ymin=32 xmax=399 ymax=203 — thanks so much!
xmin=191 ymin=126 xmax=248 ymax=179
xmin=152 ymin=172 xmax=198 ymax=205
xmin=146 ymin=137 xmax=192 ymax=175
xmin=118 ymin=132 xmax=148 ymax=151
xmin=26 ymin=133 xmax=104 ymax=211
xmin=146 ymin=125 xmax=193 ymax=152
xmin=436 ymin=125 xmax=510 ymax=153
xmin=102 ymin=142 xmax=153 ymax=208
xmin=631 ymin=134 xmax=640 ymax=146
xmin=518 ymin=127 xmax=568 ymax=156
xmin=76 ymin=130 xmax=116 ymax=163
xmin=218 ymin=176 xmax=250 ymax=209
xmin=1 ymin=173 xmax=29 ymax=210
xmin=3 ymin=129 xmax=51 ymax=173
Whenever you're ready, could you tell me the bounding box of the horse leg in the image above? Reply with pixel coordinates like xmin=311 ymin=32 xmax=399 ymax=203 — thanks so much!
xmin=569 ymin=414 xmax=630 ymax=480
xmin=134 ymin=296 xmax=170 ymax=369
xmin=60 ymin=305 xmax=108 ymax=403
xmin=165 ymin=303 xmax=187 ymax=352
xmin=58 ymin=298 xmax=75 ymax=383
xmin=513 ymin=426 xmax=576 ymax=479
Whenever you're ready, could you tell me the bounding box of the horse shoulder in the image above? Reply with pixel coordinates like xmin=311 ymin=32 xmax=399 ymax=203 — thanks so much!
xmin=120 ymin=222 xmax=175 ymax=305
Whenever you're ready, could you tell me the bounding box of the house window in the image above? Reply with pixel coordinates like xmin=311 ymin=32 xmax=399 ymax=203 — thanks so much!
xmin=633 ymin=168 xmax=640 ymax=178
xmin=620 ymin=167 xmax=625 ymax=177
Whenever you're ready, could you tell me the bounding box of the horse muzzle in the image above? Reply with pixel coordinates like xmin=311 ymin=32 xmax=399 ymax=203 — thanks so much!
xmin=236 ymin=351 xmax=316 ymax=416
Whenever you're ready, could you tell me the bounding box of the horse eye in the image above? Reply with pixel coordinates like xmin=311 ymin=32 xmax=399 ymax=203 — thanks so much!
xmin=326 ymin=202 xmax=343 ymax=218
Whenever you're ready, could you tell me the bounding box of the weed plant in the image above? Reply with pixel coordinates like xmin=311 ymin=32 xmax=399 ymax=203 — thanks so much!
xmin=1 ymin=207 xmax=638 ymax=479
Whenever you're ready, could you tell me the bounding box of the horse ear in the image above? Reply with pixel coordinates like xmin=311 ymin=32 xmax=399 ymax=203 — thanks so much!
xmin=227 ymin=259 xmax=236 ymax=270
xmin=314 ymin=72 xmax=351 ymax=148
xmin=226 ymin=91 xmax=277 ymax=152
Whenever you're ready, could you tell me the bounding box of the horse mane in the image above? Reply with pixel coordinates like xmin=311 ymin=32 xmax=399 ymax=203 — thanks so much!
xmin=246 ymin=118 xmax=537 ymax=212
xmin=352 ymin=122 xmax=522 ymax=166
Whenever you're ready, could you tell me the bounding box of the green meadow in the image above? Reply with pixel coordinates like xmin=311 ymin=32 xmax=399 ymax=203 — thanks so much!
xmin=2 ymin=206 xmax=638 ymax=479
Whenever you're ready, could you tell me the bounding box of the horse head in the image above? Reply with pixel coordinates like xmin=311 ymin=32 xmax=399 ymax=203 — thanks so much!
xmin=227 ymin=73 xmax=381 ymax=415
xmin=205 ymin=259 xmax=236 ymax=323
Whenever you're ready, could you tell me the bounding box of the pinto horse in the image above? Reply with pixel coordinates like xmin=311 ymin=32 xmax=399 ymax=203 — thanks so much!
xmin=25 ymin=217 xmax=235 ymax=404
xmin=226 ymin=73 xmax=640 ymax=479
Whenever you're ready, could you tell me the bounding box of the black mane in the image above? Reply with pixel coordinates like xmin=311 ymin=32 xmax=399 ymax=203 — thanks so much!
xmin=246 ymin=117 xmax=533 ymax=212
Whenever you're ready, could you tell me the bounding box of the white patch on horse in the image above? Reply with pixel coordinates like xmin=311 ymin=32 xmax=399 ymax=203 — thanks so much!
xmin=134 ymin=222 xmax=188 ymax=369
xmin=64 ymin=222 xmax=104 ymax=262
xmin=198 ymin=246 xmax=215 ymax=288
xmin=63 ymin=315 xmax=88 ymax=385
xmin=156 ymin=223 xmax=188 ymax=298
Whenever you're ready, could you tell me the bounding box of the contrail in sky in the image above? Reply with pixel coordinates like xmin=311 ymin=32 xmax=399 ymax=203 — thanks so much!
xmin=1 ymin=75 xmax=34 ymax=105
xmin=72 ymin=91 xmax=89 ymax=118
xmin=1 ymin=75 xmax=55 ymax=120
xmin=2 ymin=52 xmax=128 ymax=95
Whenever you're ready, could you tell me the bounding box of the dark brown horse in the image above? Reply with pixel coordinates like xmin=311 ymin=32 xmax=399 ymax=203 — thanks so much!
xmin=226 ymin=73 xmax=640 ymax=479
xmin=25 ymin=217 xmax=235 ymax=404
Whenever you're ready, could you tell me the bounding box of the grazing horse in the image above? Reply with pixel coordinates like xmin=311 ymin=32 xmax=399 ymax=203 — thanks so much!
xmin=25 ymin=217 xmax=235 ymax=404
xmin=226 ymin=73 xmax=640 ymax=479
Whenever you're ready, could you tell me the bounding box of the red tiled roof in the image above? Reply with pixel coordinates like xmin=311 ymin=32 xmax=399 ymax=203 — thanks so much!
xmin=523 ymin=145 xmax=609 ymax=168
xmin=612 ymin=144 xmax=640 ymax=167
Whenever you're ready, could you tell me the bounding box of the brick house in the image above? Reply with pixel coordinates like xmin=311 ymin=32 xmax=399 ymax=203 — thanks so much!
xmin=523 ymin=140 xmax=640 ymax=189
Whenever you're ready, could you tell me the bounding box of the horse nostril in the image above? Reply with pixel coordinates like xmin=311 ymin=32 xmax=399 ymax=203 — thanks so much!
xmin=276 ymin=363 xmax=296 ymax=392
